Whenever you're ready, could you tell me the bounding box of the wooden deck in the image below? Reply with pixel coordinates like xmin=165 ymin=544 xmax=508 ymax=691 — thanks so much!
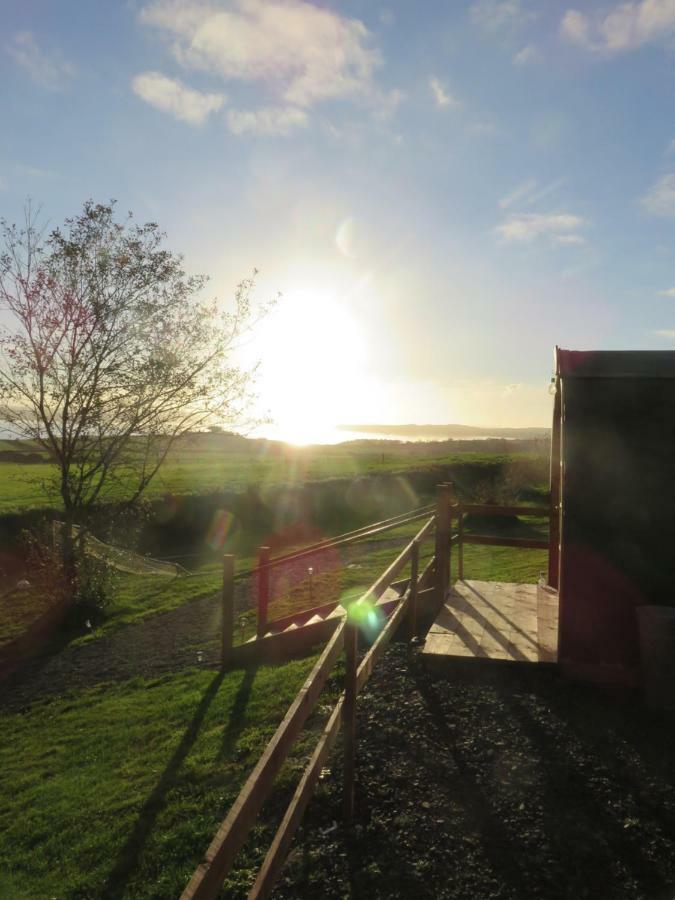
xmin=422 ymin=579 xmax=558 ymax=666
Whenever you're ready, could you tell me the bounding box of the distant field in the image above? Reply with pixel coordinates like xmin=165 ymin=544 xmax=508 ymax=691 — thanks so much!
xmin=0 ymin=433 xmax=548 ymax=513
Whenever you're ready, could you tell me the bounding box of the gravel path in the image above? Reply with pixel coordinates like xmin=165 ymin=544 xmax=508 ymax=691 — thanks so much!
xmin=274 ymin=643 xmax=675 ymax=900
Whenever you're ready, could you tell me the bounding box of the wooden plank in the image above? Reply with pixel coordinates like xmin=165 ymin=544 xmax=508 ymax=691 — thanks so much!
xmin=265 ymin=599 xmax=341 ymax=633
xmin=230 ymin=618 xmax=341 ymax=668
xmin=257 ymin=546 xmax=270 ymax=639
xmin=459 ymin=503 xmax=550 ymax=518
xmin=435 ymin=486 xmax=452 ymax=604
xmin=356 ymin=591 xmax=410 ymax=693
xmin=248 ymin=698 xmax=345 ymax=900
xmin=343 ymin=617 xmax=357 ymax=823
xmin=355 ymin=516 xmax=433 ymax=609
xmin=181 ymin=621 xmax=345 ymax=900
xmin=462 ymin=535 xmax=549 ymax=550
xmin=408 ymin=540 xmax=419 ymax=641
xmin=221 ymin=555 xmax=234 ymax=667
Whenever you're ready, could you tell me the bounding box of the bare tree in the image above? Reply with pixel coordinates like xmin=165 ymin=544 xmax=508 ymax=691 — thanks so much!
xmin=0 ymin=200 xmax=266 ymax=523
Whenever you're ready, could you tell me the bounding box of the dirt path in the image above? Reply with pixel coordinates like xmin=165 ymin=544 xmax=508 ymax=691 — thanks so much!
xmin=273 ymin=643 xmax=675 ymax=900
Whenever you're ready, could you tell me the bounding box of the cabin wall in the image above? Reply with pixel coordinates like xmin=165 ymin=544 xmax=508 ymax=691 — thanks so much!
xmin=558 ymin=376 xmax=675 ymax=676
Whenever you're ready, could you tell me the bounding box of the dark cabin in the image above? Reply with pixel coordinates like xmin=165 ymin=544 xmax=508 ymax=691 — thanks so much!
xmin=550 ymin=348 xmax=675 ymax=684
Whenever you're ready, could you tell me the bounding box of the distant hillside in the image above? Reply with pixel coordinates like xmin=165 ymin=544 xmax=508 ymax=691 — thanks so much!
xmin=338 ymin=424 xmax=550 ymax=440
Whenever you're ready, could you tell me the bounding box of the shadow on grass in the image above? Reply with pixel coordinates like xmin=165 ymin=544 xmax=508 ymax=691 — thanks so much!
xmin=103 ymin=667 xmax=226 ymax=900
xmin=219 ymin=664 xmax=260 ymax=759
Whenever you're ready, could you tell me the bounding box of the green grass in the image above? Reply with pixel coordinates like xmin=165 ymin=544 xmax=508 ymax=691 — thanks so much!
xmin=0 ymin=432 xmax=547 ymax=513
xmin=0 ymin=657 xmax=342 ymax=900
xmin=0 ymin=539 xmax=548 ymax=899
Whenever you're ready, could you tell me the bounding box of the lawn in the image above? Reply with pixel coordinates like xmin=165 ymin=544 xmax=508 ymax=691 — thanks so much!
xmin=0 ymin=538 xmax=549 ymax=899
xmin=0 ymin=656 xmax=342 ymax=900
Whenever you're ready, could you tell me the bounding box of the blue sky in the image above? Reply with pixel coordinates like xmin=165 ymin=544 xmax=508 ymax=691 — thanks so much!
xmin=3 ymin=0 xmax=675 ymax=437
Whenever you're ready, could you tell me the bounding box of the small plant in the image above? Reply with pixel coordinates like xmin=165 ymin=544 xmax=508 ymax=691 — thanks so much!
xmin=21 ymin=524 xmax=117 ymax=631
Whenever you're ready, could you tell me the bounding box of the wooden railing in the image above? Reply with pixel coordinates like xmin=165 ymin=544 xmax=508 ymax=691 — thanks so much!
xmin=190 ymin=487 xmax=552 ymax=898
xmin=452 ymin=502 xmax=550 ymax=581
xmin=182 ymin=514 xmax=436 ymax=900
xmin=219 ymin=504 xmax=436 ymax=663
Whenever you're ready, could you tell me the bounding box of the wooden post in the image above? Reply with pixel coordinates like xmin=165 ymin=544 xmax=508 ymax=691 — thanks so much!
xmin=343 ymin=613 xmax=357 ymax=824
xmin=408 ymin=539 xmax=419 ymax=643
xmin=548 ymin=365 xmax=562 ymax=590
xmin=257 ymin=546 xmax=270 ymax=639
xmin=434 ymin=483 xmax=453 ymax=605
xmin=221 ymin=554 xmax=235 ymax=668
xmin=447 ymin=483 xmax=456 ymax=591
xmin=458 ymin=506 xmax=464 ymax=582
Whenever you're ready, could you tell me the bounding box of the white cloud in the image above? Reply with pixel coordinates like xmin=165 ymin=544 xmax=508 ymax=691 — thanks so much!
xmin=499 ymin=178 xmax=564 ymax=209
xmin=560 ymin=10 xmax=592 ymax=46
xmin=6 ymin=31 xmax=74 ymax=90
xmin=500 ymin=178 xmax=538 ymax=209
xmin=496 ymin=212 xmax=585 ymax=245
xmin=561 ymin=2 xmax=675 ymax=54
xmin=429 ymin=76 xmax=459 ymax=109
xmin=139 ymin=0 xmax=381 ymax=108
xmin=658 ymin=287 xmax=675 ymax=297
xmin=642 ymin=173 xmax=675 ymax=217
xmin=513 ymin=43 xmax=540 ymax=64
xmin=654 ymin=329 xmax=675 ymax=338
xmin=226 ymin=105 xmax=307 ymax=136
xmin=132 ymin=71 xmax=224 ymax=124
xmin=469 ymin=0 xmax=533 ymax=31
xmin=667 ymin=138 xmax=675 ymax=155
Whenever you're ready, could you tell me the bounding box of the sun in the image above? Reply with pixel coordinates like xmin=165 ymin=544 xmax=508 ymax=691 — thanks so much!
xmin=246 ymin=286 xmax=367 ymax=444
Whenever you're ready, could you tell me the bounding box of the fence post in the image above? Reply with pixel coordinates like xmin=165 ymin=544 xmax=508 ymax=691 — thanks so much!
xmin=458 ymin=506 xmax=464 ymax=582
xmin=435 ymin=484 xmax=452 ymax=605
xmin=343 ymin=613 xmax=357 ymax=824
xmin=408 ymin=539 xmax=419 ymax=644
xmin=221 ymin=554 xmax=235 ymax=668
xmin=257 ymin=546 xmax=270 ymax=639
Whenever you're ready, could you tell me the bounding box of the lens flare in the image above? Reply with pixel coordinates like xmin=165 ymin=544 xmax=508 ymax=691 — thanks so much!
xmin=206 ymin=509 xmax=237 ymax=551
xmin=347 ymin=598 xmax=384 ymax=642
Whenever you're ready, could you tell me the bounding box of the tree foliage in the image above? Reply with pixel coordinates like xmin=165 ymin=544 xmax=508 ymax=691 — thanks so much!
xmin=0 ymin=200 xmax=265 ymax=514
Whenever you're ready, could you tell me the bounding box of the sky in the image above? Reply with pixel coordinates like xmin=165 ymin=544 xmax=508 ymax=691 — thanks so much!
xmin=3 ymin=0 xmax=675 ymax=442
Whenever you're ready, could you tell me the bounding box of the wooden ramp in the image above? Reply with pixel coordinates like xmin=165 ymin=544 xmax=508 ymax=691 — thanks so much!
xmin=422 ymin=579 xmax=558 ymax=667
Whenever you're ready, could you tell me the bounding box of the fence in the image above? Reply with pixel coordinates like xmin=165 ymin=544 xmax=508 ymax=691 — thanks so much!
xmin=219 ymin=503 xmax=436 ymax=665
xmin=185 ymin=484 xmax=552 ymax=899
xmin=452 ymin=502 xmax=551 ymax=580
xmin=183 ymin=509 xmax=438 ymax=900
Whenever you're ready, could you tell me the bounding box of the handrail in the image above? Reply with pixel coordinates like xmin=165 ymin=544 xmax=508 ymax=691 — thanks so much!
xmin=264 ymin=516 xmax=436 ymax=633
xmin=242 ymin=505 xmax=434 ymax=579
xmin=251 ymin=508 xmax=434 ymax=637
xmin=183 ymin=515 xmax=435 ymax=900
xmin=458 ymin=503 xmax=549 ymax=518
xmin=454 ymin=500 xmax=550 ymax=579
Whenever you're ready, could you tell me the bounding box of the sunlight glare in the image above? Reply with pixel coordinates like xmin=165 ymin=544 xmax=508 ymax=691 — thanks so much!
xmin=249 ymin=286 xmax=368 ymax=444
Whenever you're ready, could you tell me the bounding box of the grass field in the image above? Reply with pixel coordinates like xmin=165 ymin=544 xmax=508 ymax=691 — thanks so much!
xmin=0 ymin=433 xmax=548 ymax=513
xmin=0 ymin=540 xmax=546 ymax=899
xmin=0 ymin=658 xmax=341 ymax=899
